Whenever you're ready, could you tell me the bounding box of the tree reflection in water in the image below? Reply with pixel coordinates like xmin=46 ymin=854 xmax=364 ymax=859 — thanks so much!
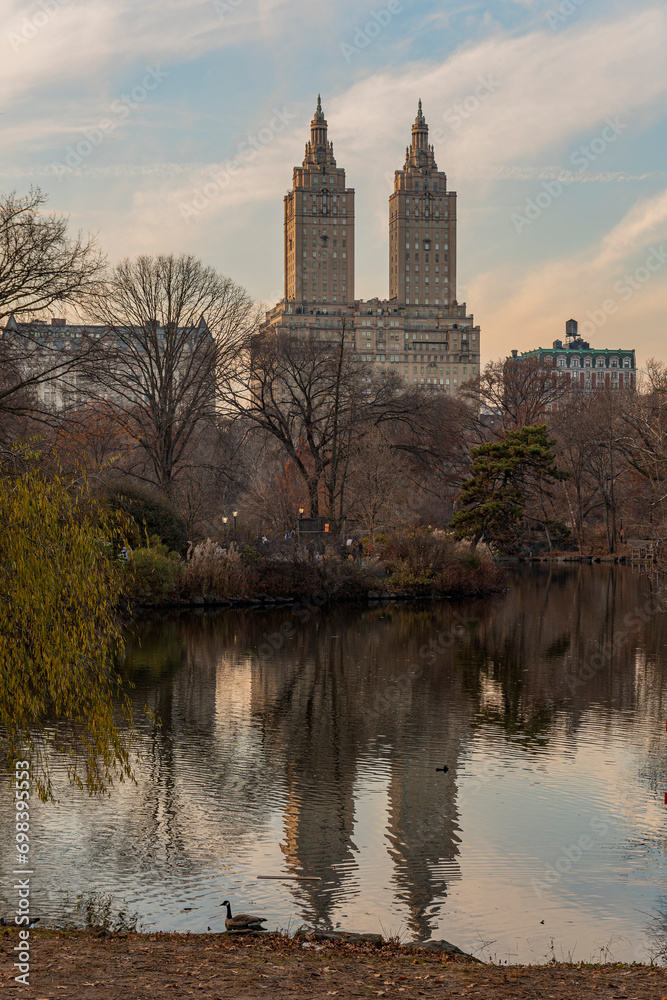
xmin=112 ymin=565 xmax=667 ymax=945
xmin=3 ymin=565 xmax=665 ymax=956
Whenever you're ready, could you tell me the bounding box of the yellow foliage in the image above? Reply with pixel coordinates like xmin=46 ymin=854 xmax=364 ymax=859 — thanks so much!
xmin=0 ymin=466 xmax=133 ymax=799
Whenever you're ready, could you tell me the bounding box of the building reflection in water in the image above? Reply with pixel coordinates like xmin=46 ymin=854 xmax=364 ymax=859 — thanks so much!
xmin=2 ymin=565 xmax=665 ymax=953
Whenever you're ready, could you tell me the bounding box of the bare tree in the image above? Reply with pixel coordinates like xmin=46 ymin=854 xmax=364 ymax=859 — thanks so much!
xmin=223 ymin=322 xmax=425 ymax=522
xmin=0 ymin=187 xmax=106 ymax=420
xmin=461 ymin=356 xmax=571 ymax=434
xmin=88 ymin=254 xmax=257 ymax=495
xmin=389 ymin=392 xmax=474 ymax=525
xmin=345 ymin=429 xmax=412 ymax=541
xmin=0 ymin=188 xmax=105 ymax=322
xmin=550 ymin=394 xmax=604 ymax=551
xmin=617 ymin=360 xmax=667 ymax=537
xmin=584 ymin=387 xmax=631 ymax=553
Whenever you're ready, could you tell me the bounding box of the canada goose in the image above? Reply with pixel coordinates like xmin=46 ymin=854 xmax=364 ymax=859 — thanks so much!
xmin=220 ymin=900 xmax=267 ymax=932
xmin=0 ymin=916 xmax=39 ymax=928
xmin=435 ymin=765 xmax=449 ymax=773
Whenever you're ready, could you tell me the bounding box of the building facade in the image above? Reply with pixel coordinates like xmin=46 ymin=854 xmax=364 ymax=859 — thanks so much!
xmin=263 ymin=97 xmax=480 ymax=395
xmin=389 ymin=99 xmax=456 ymax=306
xmin=1 ymin=313 xmax=214 ymax=411
xmin=516 ymin=319 xmax=636 ymax=390
xmin=283 ymin=95 xmax=355 ymax=305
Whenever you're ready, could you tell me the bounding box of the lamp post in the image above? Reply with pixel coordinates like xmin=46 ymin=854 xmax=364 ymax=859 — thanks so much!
xmin=222 ymin=516 xmax=228 ymax=545
xmin=233 ymin=510 xmax=238 ymax=542
xmin=298 ymin=507 xmax=304 ymax=540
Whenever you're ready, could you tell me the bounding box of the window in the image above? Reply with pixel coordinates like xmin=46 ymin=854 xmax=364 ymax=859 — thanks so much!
xmin=557 ymin=356 xmax=566 ymax=368
xmin=584 ymin=357 xmax=592 ymax=368
xmin=596 ymin=357 xmax=605 ymax=368
xmin=623 ymin=357 xmax=631 ymax=368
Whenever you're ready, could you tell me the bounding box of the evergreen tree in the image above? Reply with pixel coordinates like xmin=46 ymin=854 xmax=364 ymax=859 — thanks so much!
xmin=450 ymin=425 xmax=568 ymax=549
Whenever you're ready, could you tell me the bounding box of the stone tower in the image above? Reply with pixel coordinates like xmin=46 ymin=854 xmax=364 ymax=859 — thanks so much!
xmin=283 ymin=96 xmax=355 ymax=306
xmin=389 ymin=100 xmax=456 ymax=306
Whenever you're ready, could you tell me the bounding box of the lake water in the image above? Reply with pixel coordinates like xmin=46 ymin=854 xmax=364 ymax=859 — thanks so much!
xmin=3 ymin=564 xmax=667 ymax=964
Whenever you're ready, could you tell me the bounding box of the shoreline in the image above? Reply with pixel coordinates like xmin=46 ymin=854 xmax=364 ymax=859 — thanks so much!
xmin=126 ymin=555 xmax=660 ymax=612
xmin=127 ymin=586 xmax=500 ymax=613
xmin=499 ymin=553 xmax=653 ymax=564
xmin=2 ymin=928 xmax=665 ymax=999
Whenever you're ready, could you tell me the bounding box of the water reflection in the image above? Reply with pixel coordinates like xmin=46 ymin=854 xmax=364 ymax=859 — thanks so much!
xmin=2 ymin=565 xmax=667 ymax=961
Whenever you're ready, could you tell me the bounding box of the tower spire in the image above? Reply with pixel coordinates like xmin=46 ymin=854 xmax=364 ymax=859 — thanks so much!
xmin=310 ymin=95 xmax=329 ymax=154
xmin=410 ymin=98 xmax=430 ymax=156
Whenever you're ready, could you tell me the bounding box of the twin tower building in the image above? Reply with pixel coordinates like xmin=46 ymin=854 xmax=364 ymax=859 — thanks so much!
xmin=262 ymin=97 xmax=481 ymax=395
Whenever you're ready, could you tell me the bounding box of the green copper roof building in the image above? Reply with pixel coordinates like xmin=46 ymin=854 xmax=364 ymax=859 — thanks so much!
xmin=515 ymin=319 xmax=636 ymax=390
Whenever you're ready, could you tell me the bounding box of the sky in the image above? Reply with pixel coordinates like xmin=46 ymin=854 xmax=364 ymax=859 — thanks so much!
xmin=2 ymin=0 xmax=667 ymax=367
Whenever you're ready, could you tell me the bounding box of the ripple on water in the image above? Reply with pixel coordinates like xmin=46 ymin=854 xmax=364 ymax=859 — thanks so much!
xmin=3 ymin=568 xmax=667 ymax=961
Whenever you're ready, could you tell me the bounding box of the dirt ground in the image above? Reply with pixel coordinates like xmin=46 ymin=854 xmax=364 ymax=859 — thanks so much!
xmin=2 ymin=929 xmax=667 ymax=999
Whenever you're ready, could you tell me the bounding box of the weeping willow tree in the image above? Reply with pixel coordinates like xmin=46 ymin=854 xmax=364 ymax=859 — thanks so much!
xmin=0 ymin=464 xmax=134 ymax=800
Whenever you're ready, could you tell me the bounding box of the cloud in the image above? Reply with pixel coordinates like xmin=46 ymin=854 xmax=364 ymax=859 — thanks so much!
xmin=1 ymin=0 xmax=358 ymax=110
xmin=3 ymin=0 xmax=667 ymax=367
xmin=468 ymin=187 xmax=667 ymax=366
xmin=329 ymin=7 xmax=667 ymax=178
xmin=594 ymin=187 xmax=667 ymax=267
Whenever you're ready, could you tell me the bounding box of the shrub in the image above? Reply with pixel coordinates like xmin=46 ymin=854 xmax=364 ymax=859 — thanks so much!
xmin=379 ymin=529 xmax=503 ymax=595
xmin=127 ymin=541 xmax=181 ymax=603
xmin=107 ymin=486 xmax=188 ymax=554
xmin=178 ymin=539 xmax=253 ymax=598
